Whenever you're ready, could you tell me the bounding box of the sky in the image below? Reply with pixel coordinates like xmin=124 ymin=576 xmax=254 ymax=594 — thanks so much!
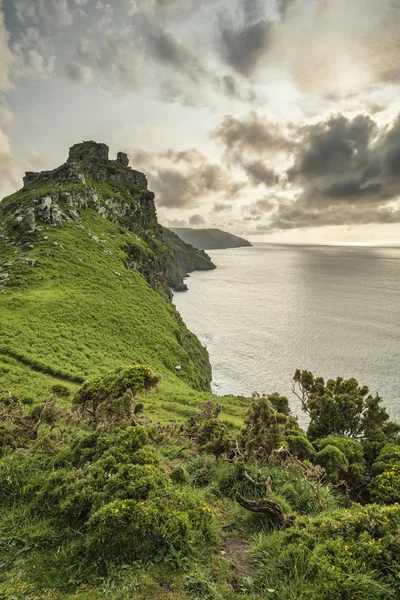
xmin=1 ymin=0 xmax=400 ymax=244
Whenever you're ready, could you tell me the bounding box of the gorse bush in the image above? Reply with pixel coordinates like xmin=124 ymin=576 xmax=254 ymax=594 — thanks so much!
xmin=253 ymin=504 xmax=400 ymax=599
xmin=293 ymin=371 xmax=400 ymax=455
xmin=314 ymin=435 xmax=365 ymax=489
xmin=239 ymin=394 xmax=314 ymax=463
xmin=72 ymin=365 xmax=160 ymax=428
xmin=370 ymin=442 xmax=400 ymax=504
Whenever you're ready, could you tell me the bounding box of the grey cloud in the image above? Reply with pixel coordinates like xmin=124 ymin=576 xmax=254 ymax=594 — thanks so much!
xmin=214 ymin=202 xmax=232 ymax=212
xmin=213 ymin=111 xmax=292 ymax=155
xmin=189 ymin=213 xmax=205 ymax=226
xmin=244 ymin=160 xmax=280 ymax=186
xmin=276 ymin=0 xmax=298 ymax=21
xmin=65 ymin=59 xmax=93 ymax=84
xmin=11 ymin=26 xmax=57 ymax=79
xmin=14 ymin=0 xmax=74 ymax=31
xmin=0 ymin=2 xmax=14 ymax=91
xmin=218 ymin=0 xmax=273 ymax=77
xmin=66 ymin=30 xmax=142 ymax=90
xmin=130 ymin=147 xmax=245 ymax=208
xmin=269 ymin=112 xmax=400 ymax=230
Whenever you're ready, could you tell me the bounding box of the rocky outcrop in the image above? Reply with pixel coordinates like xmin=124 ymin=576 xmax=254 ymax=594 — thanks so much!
xmin=23 ymin=141 xmax=148 ymax=191
xmin=161 ymin=227 xmax=216 ymax=292
xmin=4 ymin=142 xmax=157 ymax=237
xmin=0 ymin=141 xmax=217 ymax=298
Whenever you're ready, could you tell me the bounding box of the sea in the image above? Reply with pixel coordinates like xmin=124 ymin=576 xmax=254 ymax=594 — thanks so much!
xmin=173 ymin=243 xmax=400 ymax=426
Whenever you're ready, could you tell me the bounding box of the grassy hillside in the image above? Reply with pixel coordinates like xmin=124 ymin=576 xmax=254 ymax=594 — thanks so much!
xmin=2 ymin=143 xmax=400 ymax=600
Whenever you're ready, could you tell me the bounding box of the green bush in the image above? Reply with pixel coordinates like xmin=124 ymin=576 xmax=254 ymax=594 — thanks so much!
xmin=253 ymin=503 xmax=400 ymax=599
xmin=240 ymin=396 xmax=314 ymax=463
xmin=314 ymin=436 xmax=365 ymax=489
xmin=86 ymin=489 xmax=216 ymax=565
xmin=370 ymin=443 xmax=400 ymax=504
xmin=72 ymin=365 xmax=160 ymax=428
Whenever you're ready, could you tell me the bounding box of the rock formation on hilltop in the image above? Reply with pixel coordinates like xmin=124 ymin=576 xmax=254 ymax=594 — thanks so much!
xmin=1 ymin=141 xmax=215 ymax=293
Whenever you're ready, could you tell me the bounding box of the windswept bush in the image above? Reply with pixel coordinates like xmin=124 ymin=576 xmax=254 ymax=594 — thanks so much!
xmin=240 ymin=394 xmax=314 ymax=463
xmin=293 ymin=371 xmax=399 ymax=459
xmin=72 ymin=365 xmax=159 ymax=428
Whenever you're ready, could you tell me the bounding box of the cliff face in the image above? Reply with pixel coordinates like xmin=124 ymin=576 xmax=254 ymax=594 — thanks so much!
xmin=0 ymin=141 xmax=212 ymax=400
xmin=161 ymin=227 xmax=216 ymax=292
xmin=170 ymin=227 xmax=252 ymax=250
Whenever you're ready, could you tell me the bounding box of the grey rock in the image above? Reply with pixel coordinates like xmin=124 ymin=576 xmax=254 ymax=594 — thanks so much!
xmin=18 ymin=212 xmax=36 ymax=233
xmin=69 ymin=209 xmax=79 ymax=221
xmin=67 ymin=141 xmax=109 ymax=163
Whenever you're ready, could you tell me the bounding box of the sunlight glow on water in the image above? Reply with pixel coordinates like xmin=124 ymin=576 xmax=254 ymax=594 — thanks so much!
xmin=174 ymin=244 xmax=400 ymax=425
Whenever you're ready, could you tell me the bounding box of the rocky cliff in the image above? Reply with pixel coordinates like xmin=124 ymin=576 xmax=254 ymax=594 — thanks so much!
xmin=161 ymin=227 xmax=216 ymax=292
xmin=0 ymin=141 xmax=213 ymax=399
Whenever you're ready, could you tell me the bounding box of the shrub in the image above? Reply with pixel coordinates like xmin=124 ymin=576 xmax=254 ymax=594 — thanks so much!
xmin=72 ymin=365 xmax=159 ymax=428
xmin=314 ymin=436 xmax=365 ymax=489
xmin=86 ymin=490 xmax=217 ymax=565
xmin=240 ymin=396 xmax=314 ymax=463
xmin=170 ymin=465 xmax=190 ymax=485
xmin=293 ymin=370 xmax=400 ymax=458
xmin=253 ymin=503 xmax=400 ymax=599
xmin=370 ymin=443 xmax=400 ymax=504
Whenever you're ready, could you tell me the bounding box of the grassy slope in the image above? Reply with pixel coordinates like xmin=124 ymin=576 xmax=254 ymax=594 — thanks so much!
xmin=0 ymin=193 xmax=247 ymax=427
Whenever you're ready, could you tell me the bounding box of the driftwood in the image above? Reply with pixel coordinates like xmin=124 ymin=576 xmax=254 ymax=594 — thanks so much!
xmin=235 ymin=492 xmax=294 ymax=526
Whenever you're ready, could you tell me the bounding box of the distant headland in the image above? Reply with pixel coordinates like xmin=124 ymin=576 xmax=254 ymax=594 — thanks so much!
xmin=170 ymin=227 xmax=252 ymax=250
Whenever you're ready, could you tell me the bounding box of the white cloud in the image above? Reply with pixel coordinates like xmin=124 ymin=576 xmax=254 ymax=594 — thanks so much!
xmin=0 ymin=129 xmax=23 ymax=198
xmin=11 ymin=28 xmax=56 ymax=79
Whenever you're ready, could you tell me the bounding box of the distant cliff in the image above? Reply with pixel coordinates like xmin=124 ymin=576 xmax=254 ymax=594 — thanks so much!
xmin=162 ymin=228 xmax=216 ymax=292
xmin=170 ymin=228 xmax=252 ymax=250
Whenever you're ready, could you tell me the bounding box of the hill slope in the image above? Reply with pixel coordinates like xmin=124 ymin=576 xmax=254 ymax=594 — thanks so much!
xmin=170 ymin=227 xmax=252 ymax=250
xmin=0 ymin=142 xmax=213 ymax=407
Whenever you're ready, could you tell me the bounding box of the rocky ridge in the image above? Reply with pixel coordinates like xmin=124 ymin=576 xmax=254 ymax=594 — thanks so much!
xmin=0 ymin=141 xmax=215 ymax=293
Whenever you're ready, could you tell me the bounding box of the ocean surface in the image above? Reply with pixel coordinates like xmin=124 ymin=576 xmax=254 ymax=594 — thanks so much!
xmin=174 ymin=243 xmax=400 ymax=426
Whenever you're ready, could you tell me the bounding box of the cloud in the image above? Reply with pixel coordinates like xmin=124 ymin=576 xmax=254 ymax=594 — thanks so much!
xmin=65 ymin=59 xmax=93 ymax=84
xmin=145 ymin=24 xmax=205 ymax=81
xmin=11 ymin=27 xmax=56 ymax=79
xmin=244 ymin=160 xmax=280 ymax=186
xmin=0 ymin=105 xmax=13 ymax=127
xmin=66 ymin=29 xmax=142 ymax=90
xmin=276 ymin=0 xmax=298 ymax=21
xmin=130 ymin=147 xmax=245 ymax=208
xmin=0 ymin=2 xmax=14 ymax=91
xmin=269 ymin=112 xmax=400 ymax=229
xmin=214 ymin=202 xmax=232 ymax=212
xmin=14 ymin=0 xmax=74 ymax=31
xmin=213 ymin=111 xmax=292 ymax=155
xmin=0 ymin=128 xmax=23 ymax=198
xmin=189 ymin=213 xmax=205 ymax=226
xmin=218 ymin=0 xmax=273 ymax=77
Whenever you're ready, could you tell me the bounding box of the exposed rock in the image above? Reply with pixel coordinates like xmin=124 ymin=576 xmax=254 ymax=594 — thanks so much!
xmin=67 ymin=141 xmax=109 ymax=163
xmin=69 ymin=209 xmax=79 ymax=221
xmin=115 ymin=151 xmax=129 ymax=167
xmin=18 ymin=210 xmax=36 ymax=233
xmin=161 ymin=227 xmax=216 ymax=292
